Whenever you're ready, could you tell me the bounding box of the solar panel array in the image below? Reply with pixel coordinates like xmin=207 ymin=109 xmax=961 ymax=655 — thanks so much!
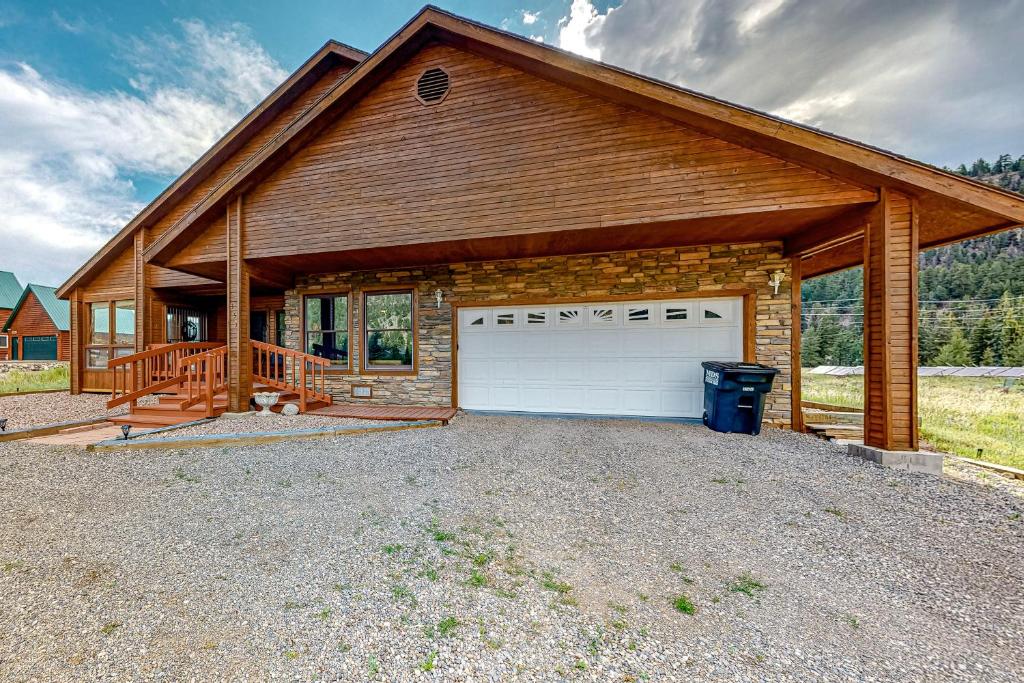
xmin=808 ymin=366 xmax=1024 ymax=378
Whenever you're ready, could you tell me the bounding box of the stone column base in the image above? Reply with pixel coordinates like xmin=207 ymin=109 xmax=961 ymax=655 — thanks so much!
xmin=848 ymin=444 xmax=944 ymax=475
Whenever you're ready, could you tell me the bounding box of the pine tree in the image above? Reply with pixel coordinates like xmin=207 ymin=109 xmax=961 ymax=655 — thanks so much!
xmin=970 ymin=157 xmax=992 ymax=176
xmin=801 ymin=323 xmax=823 ymax=368
xmin=1004 ymin=332 xmax=1024 ymax=366
xmin=934 ymin=327 xmax=972 ymax=366
xmin=968 ymin=313 xmax=998 ymax=365
xmin=995 ymin=294 xmax=1019 ymax=366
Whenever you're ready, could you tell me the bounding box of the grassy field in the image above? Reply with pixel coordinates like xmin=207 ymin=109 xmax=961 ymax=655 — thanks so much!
xmin=803 ymin=374 xmax=1024 ymax=470
xmin=0 ymin=366 xmax=70 ymax=394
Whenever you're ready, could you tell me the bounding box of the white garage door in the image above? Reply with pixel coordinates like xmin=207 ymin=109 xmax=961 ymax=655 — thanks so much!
xmin=457 ymin=297 xmax=743 ymax=418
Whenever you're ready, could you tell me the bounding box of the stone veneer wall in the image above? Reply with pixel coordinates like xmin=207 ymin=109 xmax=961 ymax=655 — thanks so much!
xmin=284 ymin=243 xmax=794 ymax=426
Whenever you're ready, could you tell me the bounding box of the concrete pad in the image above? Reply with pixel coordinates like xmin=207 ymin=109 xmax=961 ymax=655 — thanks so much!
xmin=26 ymin=425 xmax=129 ymax=447
xmin=847 ymin=443 xmax=944 ymax=475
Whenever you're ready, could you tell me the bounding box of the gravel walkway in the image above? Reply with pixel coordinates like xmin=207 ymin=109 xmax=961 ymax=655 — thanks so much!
xmin=1 ymin=415 xmax=1021 ymax=681
xmin=132 ymin=413 xmax=385 ymax=440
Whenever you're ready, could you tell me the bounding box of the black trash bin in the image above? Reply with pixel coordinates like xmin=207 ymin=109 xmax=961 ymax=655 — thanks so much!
xmin=701 ymin=361 xmax=779 ymax=435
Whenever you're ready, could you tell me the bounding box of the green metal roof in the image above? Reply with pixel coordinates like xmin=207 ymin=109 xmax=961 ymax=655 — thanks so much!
xmin=2 ymin=284 xmax=70 ymax=332
xmin=0 ymin=271 xmax=21 ymax=309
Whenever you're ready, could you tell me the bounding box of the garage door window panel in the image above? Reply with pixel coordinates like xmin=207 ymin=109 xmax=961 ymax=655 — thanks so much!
xmin=699 ymin=300 xmax=735 ymax=325
xmin=661 ymin=303 xmax=695 ymax=325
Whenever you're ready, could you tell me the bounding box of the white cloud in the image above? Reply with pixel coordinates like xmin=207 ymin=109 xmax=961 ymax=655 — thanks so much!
xmin=557 ymin=0 xmax=609 ymax=61
xmin=0 ymin=20 xmax=287 ymax=286
xmin=736 ymin=0 xmax=787 ymax=35
xmin=522 ymin=10 xmax=541 ymax=25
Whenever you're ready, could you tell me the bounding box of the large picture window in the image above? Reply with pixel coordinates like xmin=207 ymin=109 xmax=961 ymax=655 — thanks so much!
xmin=363 ymin=290 xmax=414 ymax=372
xmin=86 ymin=300 xmax=135 ymax=369
xmin=304 ymin=293 xmax=349 ymax=366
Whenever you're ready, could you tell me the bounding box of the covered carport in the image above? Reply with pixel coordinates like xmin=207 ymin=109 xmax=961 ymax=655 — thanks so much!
xmin=789 ymin=180 xmax=1024 ymax=467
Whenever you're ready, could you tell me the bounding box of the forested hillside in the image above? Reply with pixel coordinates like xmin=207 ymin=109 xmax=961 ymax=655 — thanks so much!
xmin=801 ymin=155 xmax=1024 ymax=367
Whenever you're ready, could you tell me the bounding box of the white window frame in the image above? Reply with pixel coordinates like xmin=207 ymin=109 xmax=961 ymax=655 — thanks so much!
xmin=0 ymin=334 xmax=7 ymax=349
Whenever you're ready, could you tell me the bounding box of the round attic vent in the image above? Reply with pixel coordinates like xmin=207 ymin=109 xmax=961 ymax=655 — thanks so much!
xmin=416 ymin=67 xmax=451 ymax=104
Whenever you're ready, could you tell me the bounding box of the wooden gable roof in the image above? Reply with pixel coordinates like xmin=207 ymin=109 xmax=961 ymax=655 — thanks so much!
xmin=138 ymin=5 xmax=1024 ymax=276
xmin=55 ymin=40 xmax=366 ymax=298
xmin=61 ymin=4 xmax=1024 ymax=286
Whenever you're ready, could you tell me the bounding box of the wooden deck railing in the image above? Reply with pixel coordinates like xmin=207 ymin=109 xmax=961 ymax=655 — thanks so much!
xmin=177 ymin=347 xmax=228 ymax=416
xmin=251 ymin=340 xmax=333 ymax=412
xmin=107 ymin=341 xmax=223 ymax=409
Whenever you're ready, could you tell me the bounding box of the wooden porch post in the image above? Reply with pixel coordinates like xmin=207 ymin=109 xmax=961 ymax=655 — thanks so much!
xmin=69 ymin=289 xmax=81 ymax=394
xmin=862 ymin=189 xmax=919 ymax=451
xmin=790 ymin=256 xmax=803 ymax=432
xmin=134 ymin=229 xmax=147 ymax=352
xmin=226 ymin=196 xmax=252 ymax=412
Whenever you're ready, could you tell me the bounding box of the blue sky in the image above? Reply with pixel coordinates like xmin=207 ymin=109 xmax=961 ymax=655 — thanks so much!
xmin=1 ymin=0 xmax=1021 ymax=286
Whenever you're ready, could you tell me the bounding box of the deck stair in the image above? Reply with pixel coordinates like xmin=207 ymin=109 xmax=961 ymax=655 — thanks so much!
xmin=105 ymin=341 xmax=332 ymax=429
xmin=802 ymin=403 xmax=864 ymax=444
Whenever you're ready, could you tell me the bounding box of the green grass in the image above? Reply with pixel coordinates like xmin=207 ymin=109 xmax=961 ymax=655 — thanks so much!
xmin=0 ymin=366 xmax=69 ymax=394
xmin=803 ymin=374 xmax=1024 ymax=470
xmin=728 ymin=572 xmax=766 ymax=598
xmin=671 ymin=594 xmax=696 ymax=614
xmin=436 ymin=616 xmax=459 ymax=637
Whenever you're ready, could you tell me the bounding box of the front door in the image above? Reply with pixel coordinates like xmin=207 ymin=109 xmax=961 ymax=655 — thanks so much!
xmin=250 ymin=311 xmax=268 ymax=343
xmin=274 ymin=310 xmax=286 ymax=346
xmin=11 ymin=336 xmax=18 ymax=360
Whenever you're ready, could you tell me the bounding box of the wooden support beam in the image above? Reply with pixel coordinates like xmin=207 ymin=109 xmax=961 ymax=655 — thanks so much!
xmin=862 ymin=189 xmax=919 ymax=451
xmin=784 ymin=204 xmax=874 ymax=257
xmin=226 ymin=197 xmax=252 ymax=412
xmin=801 ymin=238 xmax=865 ymax=279
xmin=790 ymin=256 xmax=803 ymax=433
xmin=247 ymin=262 xmax=294 ymax=291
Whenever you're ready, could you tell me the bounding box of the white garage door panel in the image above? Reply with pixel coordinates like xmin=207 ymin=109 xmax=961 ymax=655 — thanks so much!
xmin=458 ymin=298 xmax=743 ymax=418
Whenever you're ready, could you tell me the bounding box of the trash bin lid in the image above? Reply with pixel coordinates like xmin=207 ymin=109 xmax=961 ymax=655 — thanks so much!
xmin=701 ymin=361 xmax=779 ymax=375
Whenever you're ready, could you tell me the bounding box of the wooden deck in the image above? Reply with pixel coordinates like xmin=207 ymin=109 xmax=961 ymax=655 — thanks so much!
xmin=308 ymin=404 xmax=457 ymax=424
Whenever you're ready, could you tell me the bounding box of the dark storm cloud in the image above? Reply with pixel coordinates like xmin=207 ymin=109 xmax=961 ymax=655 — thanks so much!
xmin=567 ymin=0 xmax=1024 ymax=167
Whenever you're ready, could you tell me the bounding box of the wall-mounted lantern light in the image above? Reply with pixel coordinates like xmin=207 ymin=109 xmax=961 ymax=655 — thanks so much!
xmin=435 ymin=289 xmax=444 ymax=309
xmin=769 ymin=271 xmax=786 ymax=295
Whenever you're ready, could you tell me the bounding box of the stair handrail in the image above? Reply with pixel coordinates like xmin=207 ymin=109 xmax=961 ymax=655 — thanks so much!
xmin=176 ymin=347 xmax=228 ymax=417
xmin=251 ymin=340 xmax=333 ymax=412
xmin=107 ymin=341 xmax=222 ymax=409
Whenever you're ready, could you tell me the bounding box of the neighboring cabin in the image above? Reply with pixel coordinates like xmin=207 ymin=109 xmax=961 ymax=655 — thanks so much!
xmin=1 ymin=284 xmax=71 ymax=361
xmin=0 ymin=271 xmax=22 ymax=360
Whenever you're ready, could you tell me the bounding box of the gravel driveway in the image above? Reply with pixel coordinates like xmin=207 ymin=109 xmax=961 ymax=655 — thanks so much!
xmin=0 ymin=392 xmax=114 ymax=429
xmin=1 ymin=415 xmax=1021 ymax=681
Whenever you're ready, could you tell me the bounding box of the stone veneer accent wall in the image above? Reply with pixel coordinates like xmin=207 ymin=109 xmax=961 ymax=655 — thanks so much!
xmin=284 ymin=242 xmax=794 ymax=426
